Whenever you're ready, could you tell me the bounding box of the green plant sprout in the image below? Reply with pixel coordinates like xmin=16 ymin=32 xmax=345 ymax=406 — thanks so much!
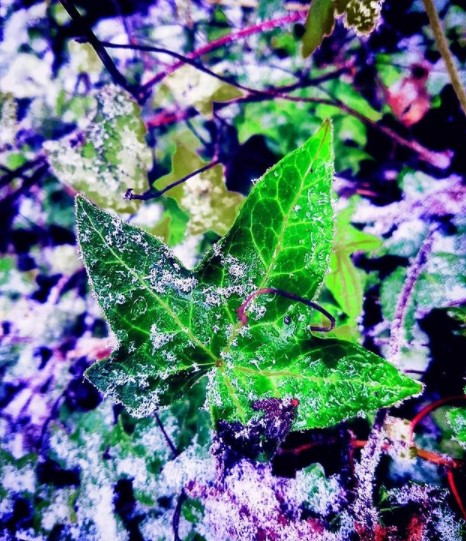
xmin=76 ymin=121 xmax=421 ymax=434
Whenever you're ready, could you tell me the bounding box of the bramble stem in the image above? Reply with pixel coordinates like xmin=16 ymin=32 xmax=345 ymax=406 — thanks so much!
xmin=422 ymin=0 xmax=466 ymax=117
xmin=389 ymin=227 xmax=437 ymax=365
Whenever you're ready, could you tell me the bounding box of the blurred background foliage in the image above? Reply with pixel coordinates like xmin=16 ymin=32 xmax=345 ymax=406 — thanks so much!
xmin=0 ymin=0 xmax=465 ymax=539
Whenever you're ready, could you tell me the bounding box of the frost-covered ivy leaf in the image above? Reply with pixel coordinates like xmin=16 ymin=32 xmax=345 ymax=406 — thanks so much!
xmin=447 ymin=405 xmax=466 ymax=450
xmin=76 ymin=195 xmax=217 ymax=417
xmin=78 ymin=121 xmax=421 ymax=428
xmin=155 ymin=131 xmax=243 ymax=236
xmin=44 ymin=85 xmax=151 ymax=213
xmin=326 ymin=205 xmax=381 ymax=319
xmin=335 ymin=0 xmax=384 ymax=35
xmin=302 ymin=0 xmax=335 ymax=57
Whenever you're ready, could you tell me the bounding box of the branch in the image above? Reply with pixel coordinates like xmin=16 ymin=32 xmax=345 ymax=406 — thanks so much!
xmin=140 ymin=11 xmax=307 ymax=91
xmin=422 ymin=0 xmax=466 ymax=117
xmin=0 ymin=156 xmax=47 ymax=189
xmin=389 ymin=226 xmax=437 ymax=365
xmin=101 ymin=40 xmax=350 ymax=99
xmin=125 ymin=159 xmax=220 ymax=201
xmin=58 ymin=0 xmax=139 ymax=100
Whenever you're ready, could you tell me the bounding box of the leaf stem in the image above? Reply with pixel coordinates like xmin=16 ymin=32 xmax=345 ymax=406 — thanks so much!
xmin=409 ymin=394 xmax=466 ymax=445
xmin=125 ymin=159 xmax=220 ymax=201
xmin=422 ymin=0 xmax=466 ymax=117
xmin=446 ymin=468 xmax=466 ymax=519
xmin=237 ymin=287 xmax=335 ymax=332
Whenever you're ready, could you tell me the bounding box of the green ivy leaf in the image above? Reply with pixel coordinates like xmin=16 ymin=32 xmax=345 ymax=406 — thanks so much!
xmin=44 ymin=85 xmax=151 ymax=213
xmin=302 ymin=0 xmax=336 ymax=57
xmin=326 ymin=205 xmax=381 ymax=320
xmin=77 ymin=121 xmax=421 ymax=428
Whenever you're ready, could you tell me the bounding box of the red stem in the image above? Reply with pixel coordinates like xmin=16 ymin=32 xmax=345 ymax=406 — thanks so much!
xmin=141 ymin=11 xmax=306 ymax=90
xmin=409 ymin=395 xmax=466 ymax=444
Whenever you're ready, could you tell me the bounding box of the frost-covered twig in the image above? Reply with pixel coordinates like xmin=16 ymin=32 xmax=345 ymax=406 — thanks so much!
xmin=389 ymin=227 xmax=437 ymax=366
xmin=172 ymin=489 xmax=187 ymax=541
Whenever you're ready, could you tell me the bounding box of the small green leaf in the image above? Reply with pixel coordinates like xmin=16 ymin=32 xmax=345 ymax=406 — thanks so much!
xmin=44 ymin=85 xmax=151 ymax=213
xmin=326 ymin=205 xmax=381 ymax=319
xmin=302 ymin=0 xmax=336 ymax=57
xmin=446 ymin=404 xmax=466 ymax=450
xmin=77 ymin=121 xmax=421 ymax=429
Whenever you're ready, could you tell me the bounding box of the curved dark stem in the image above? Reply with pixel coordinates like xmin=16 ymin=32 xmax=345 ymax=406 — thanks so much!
xmin=101 ymin=40 xmax=349 ymax=97
xmin=126 ymin=159 xmax=220 ymax=201
xmin=237 ymin=287 xmax=335 ymax=332
xmin=101 ymin=40 xmax=259 ymax=95
xmin=173 ymin=489 xmax=187 ymax=541
xmin=155 ymin=412 xmax=179 ymax=458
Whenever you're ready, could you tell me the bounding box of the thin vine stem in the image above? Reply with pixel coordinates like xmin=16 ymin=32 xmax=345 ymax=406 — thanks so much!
xmin=422 ymin=0 xmax=466 ymax=116
xmin=125 ymin=159 xmax=220 ymax=201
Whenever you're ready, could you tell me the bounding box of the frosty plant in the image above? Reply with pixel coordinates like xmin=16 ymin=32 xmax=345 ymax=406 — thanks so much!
xmin=76 ymin=120 xmax=421 ymax=449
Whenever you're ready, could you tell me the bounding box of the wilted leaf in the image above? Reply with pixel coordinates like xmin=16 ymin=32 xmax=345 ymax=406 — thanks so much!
xmin=155 ymin=131 xmax=243 ymax=236
xmin=302 ymin=0 xmax=336 ymax=57
xmin=77 ymin=121 xmax=421 ymax=429
xmin=338 ymin=0 xmax=384 ymax=34
xmin=44 ymin=85 xmax=151 ymax=213
xmin=156 ymin=64 xmax=243 ymax=116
